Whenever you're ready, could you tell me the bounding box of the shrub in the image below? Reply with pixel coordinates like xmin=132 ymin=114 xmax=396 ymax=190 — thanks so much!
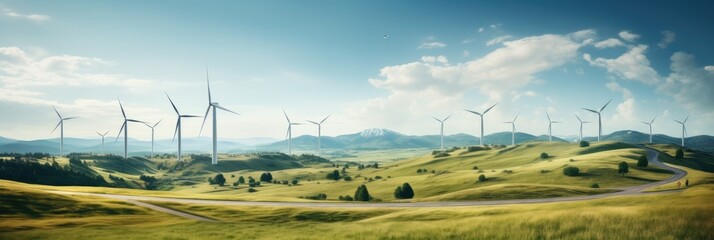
xmin=540 ymin=152 xmax=549 ymax=159
xmin=260 ymin=172 xmax=273 ymax=182
xmin=248 ymin=187 xmax=257 ymax=193
xmin=579 ymin=141 xmax=590 ymax=147
xmin=478 ymin=174 xmax=487 ymax=182
xmin=343 ymin=176 xmax=352 ymax=181
xmin=637 ymin=155 xmax=648 ymax=167
xmin=354 ymin=185 xmax=371 ymax=201
xmin=232 ymin=181 xmax=239 ymax=186
xmin=416 ymin=169 xmax=422 ymax=173
xmin=618 ymin=161 xmax=629 ymax=176
xmin=375 ymin=176 xmax=383 ymax=180
xmin=434 ymin=152 xmax=451 ymax=158
xmin=282 ymin=180 xmax=289 ymax=185
xmin=291 ymin=179 xmax=299 ymax=185
xmin=248 ymin=182 xmax=257 ymax=187
xmin=326 ymin=170 xmax=341 ymax=180
xmin=675 ymin=149 xmax=684 ymax=160
xmin=341 ymin=195 xmax=353 ymax=201
xmin=302 ymin=193 xmax=327 ymax=200
xmin=213 ymin=173 xmax=226 ymax=186
xmin=590 ymin=183 xmax=600 ymax=188
xmin=472 ymin=166 xmax=478 ymax=170
xmin=393 ymin=182 xmax=414 ymax=199
xmin=238 ymin=176 xmax=245 ymax=184
xmin=563 ymin=166 xmax=580 ymax=176
xmin=540 ymin=169 xmax=550 ymax=173
xmin=231 ymin=174 xmax=235 ymax=178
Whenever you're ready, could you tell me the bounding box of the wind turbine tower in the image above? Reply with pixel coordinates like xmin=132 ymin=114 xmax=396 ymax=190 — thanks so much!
xmin=51 ymin=106 xmax=77 ymax=156
xmin=96 ymin=130 xmax=109 ymax=154
xmin=144 ymin=119 xmax=162 ymax=158
xmin=503 ymin=114 xmax=518 ymax=146
xmin=575 ymin=115 xmax=590 ymax=142
xmin=283 ymin=109 xmax=302 ymax=155
xmin=432 ymin=114 xmax=452 ymax=150
xmin=674 ymin=116 xmax=689 ymax=147
xmin=546 ymin=112 xmax=561 ymax=142
xmin=115 ymin=99 xmax=145 ymax=159
xmin=641 ymin=116 xmax=657 ymax=143
xmin=582 ymin=99 xmax=612 ymax=142
xmin=307 ymin=115 xmax=330 ymax=156
xmin=166 ymin=93 xmax=200 ymax=162
xmin=465 ymin=103 xmax=498 ymax=146
xmin=198 ymin=69 xmax=240 ymax=165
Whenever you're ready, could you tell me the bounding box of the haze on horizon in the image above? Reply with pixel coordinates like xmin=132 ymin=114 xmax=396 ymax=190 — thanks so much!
xmin=0 ymin=0 xmax=713 ymax=142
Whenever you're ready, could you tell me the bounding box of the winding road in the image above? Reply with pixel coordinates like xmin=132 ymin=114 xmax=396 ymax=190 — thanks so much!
xmin=48 ymin=148 xmax=687 ymax=221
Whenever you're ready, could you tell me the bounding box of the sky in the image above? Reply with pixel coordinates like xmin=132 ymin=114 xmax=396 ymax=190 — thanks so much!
xmin=0 ymin=0 xmax=713 ymax=141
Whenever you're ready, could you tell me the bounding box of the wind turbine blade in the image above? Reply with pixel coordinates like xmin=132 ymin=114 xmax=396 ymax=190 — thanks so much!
xmin=63 ymin=117 xmax=78 ymax=120
xmin=181 ymin=115 xmax=202 ymax=118
xmin=651 ymin=115 xmax=657 ymax=124
xmin=582 ymin=108 xmax=598 ymax=114
xmin=118 ymin=99 xmax=127 ymax=119
xmin=115 ymin=122 xmax=126 ymax=142
xmin=546 ymin=112 xmax=551 ymax=122
xmin=96 ymin=131 xmax=101 ymax=136
xmin=206 ymin=67 xmax=212 ymax=104
xmin=165 ymin=92 xmax=180 ymax=114
xmin=51 ymin=121 xmax=62 ymax=134
xmin=641 ymin=121 xmax=649 ymax=125
xmin=172 ymin=119 xmax=179 ymax=144
xmin=127 ymin=119 xmax=145 ymax=123
xmin=52 ymin=106 xmax=62 ymax=119
xmin=552 ymin=121 xmax=562 ymax=123
xmin=282 ymin=108 xmax=291 ymax=123
xmin=599 ymin=99 xmax=612 ymax=112
xmin=153 ymin=118 xmax=162 ymax=128
xmin=575 ymin=114 xmax=582 ymax=122
xmin=104 ymin=130 xmax=110 ymax=136
xmin=513 ymin=114 xmax=519 ymax=122
xmin=684 ymin=126 xmax=688 ymax=136
xmin=483 ymin=103 xmax=498 ymax=114
xmin=674 ymin=120 xmax=683 ymax=124
xmin=291 ymin=123 xmax=303 ymax=125
xmin=432 ymin=116 xmax=441 ymax=122
xmin=215 ymin=105 xmax=240 ymax=115
xmin=285 ymin=126 xmax=290 ymax=139
xmin=684 ymin=115 xmax=689 ymax=123
xmin=443 ymin=114 xmax=453 ymax=122
xmin=320 ymin=114 xmax=331 ymax=124
xmin=464 ymin=109 xmax=482 ymax=116
xmin=306 ymin=120 xmax=319 ymax=125
xmin=198 ymin=105 xmax=211 ymax=138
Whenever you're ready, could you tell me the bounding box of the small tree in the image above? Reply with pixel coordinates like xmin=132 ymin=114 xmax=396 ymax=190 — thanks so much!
xmin=618 ymin=161 xmax=629 ymax=176
xmin=354 ymin=185 xmax=371 ymax=201
xmin=637 ymin=155 xmax=648 ymax=167
xmin=400 ymin=182 xmax=414 ymax=199
xmin=214 ymin=173 xmax=226 ymax=186
xmin=478 ymin=174 xmax=487 ymax=182
xmin=675 ymin=149 xmax=684 ymax=160
xmin=579 ymin=141 xmax=590 ymax=147
xmin=374 ymin=163 xmax=379 ymax=168
xmin=260 ymin=172 xmax=273 ymax=182
xmin=140 ymin=175 xmax=157 ymax=189
xmin=393 ymin=186 xmax=402 ymax=199
xmin=238 ymin=176 xmax=245 ymax=184
xmin=540 ymin=152 xmax=549 ymax=159
xmin=563 ymin=166 xmax=580 ymax=176
xmin=291 ymin=179 xmax=299 ymax=185
xmin=327 ymin=170 xmax=340 ymax=180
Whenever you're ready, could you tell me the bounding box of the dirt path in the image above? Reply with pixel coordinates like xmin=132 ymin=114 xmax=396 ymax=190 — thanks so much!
xmin=48 ymin=148 xmax=687 ymax=221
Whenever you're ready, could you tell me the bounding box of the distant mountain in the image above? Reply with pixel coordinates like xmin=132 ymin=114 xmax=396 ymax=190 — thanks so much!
xmin=0 ymin=129 xmax=711 ymax=154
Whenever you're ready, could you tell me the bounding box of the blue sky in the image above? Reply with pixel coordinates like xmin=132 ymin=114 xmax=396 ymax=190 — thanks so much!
xmin=0 ymin=0 xmax=712 ymax=141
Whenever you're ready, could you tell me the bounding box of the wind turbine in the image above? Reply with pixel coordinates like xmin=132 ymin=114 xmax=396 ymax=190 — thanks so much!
xmin=641 ymin=116 xmax=657 ymax=143
xmin=502 ymin=114 xmax=518 ymax=146
xmin=546 ymin=112 xmax=561 ymax=142
xmin=144 ymin=119 xmax=162 ymax=158
xmin=115 ymin=99 xmax=145 ymax=159
xmin=96 ymin=130 xmax=109 ymax=154
xmin=674 ymin=115 xmax=688 ymax=147
xmin=582 ymin=99 xmax=612 ymax=142
xmin=51 ymin=106 xmax=76 ymax=156
xmin=283 ymin=109 xmax=302 ymax=155
xmin=575 ymin=115 xmax=590 ymax=142
xmin=198 ymin=69 xmax=240 ymax=165
xmin=465 ymin=103 xmax=498 ymax=146
xmin=306 ymin=114 xmax=330 ymax=156
xmin=432 ymin=114 xmax=452 ymax=150
xmin=166 ymin=93 xmax=201 ymax=162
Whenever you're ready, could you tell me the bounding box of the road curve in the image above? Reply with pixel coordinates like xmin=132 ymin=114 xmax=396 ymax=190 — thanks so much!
xmin=48 ymin=148 xmax=687 ymax=220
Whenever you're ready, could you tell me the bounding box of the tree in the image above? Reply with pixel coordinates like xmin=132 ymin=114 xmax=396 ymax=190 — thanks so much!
xmin=238 ymin=176 xmax=245 ymax=184
xmin=540 ymin=152 xmax=549 ymax=159
xmin=140 ymin=175 xmax=157 ymax=189
xmin=291 ymin=179 xmax=299 ymax=185
xmin=579 ymin=141 xmax=590 ymax=147
xmin=675 ymin=149 xmax=684 ymax=160
xmin=399 ymin=182 xmax=414 ymax=199
xmin=618 ymin=161 xmax=629 ymax=176
xmin=327 ymin=170 xmax=340 ymax=180
xmin=393 ymin=186 xmax=402 ymax=199
xmin=637 ymin=155 xmax=648 ymax=167
xmin=563 ymin=166 xmax=580 ymax=176
xmin=373 ymin=163 xmax=379 ymax=168
xmin=354 ymin=185 xmax=371 ymax=201
xmin=214 ymin=173 xmax=226 ymax=186
xmin=260 ymin=172 xmax=273 ymax=182
xmin=478 ymin=174 xmax=487 ymax=182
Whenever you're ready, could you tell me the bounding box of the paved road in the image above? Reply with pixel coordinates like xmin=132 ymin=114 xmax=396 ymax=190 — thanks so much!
xmin=48 ymin=148 xmax=687 ymax=221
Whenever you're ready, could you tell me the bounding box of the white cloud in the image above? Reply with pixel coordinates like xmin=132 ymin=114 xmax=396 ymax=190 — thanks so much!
xmin=606 ymin=81 xmax=633 ymax=99
xmin=420 ymin=55 xmax=449 ymax=65
xmin=658 ymin=31 xmax=676 ymax=48
xmin=478 ymin=27 xmax=484 ymax=33
xmin=486 ymin=35 xmax=513 ymax=46
xmin=705 ymin=66 xmax=714 ymax=73
xmin=659 ymin=52 xmax=714 ymax=112
xmin=418 ymin=41 xmax=446 ymax=49
xmin=490 ymin=23 xmax=502 ymax=29
xmin=462 ymin=39 xmax=475 ymax=44
xmin=463 ymin=50 xmax=470 ymax=58
xmin=583 ymin=44 xmax=661 ymax=85
xmin=618 ymin=30 xmax=640 ymax=42
xmin=0 ymin=46 xmax=152 ymax=89
xmin=3 ymin=8 xmax=50 ymax=22
xmin=594 ymin=38 xmax=625 ymax=49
